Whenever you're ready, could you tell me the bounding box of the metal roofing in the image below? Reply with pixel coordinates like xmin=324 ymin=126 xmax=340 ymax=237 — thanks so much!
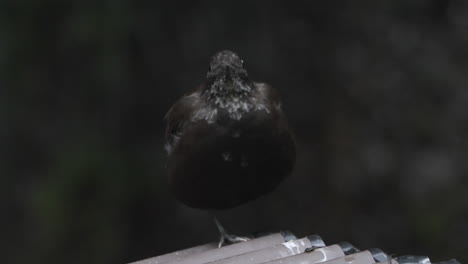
xmin=129 ymin=232 xmax=460 ymax=264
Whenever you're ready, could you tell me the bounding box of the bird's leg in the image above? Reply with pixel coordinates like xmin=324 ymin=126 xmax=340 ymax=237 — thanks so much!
xmin=214 ymin=218 xmax=250 ymax=248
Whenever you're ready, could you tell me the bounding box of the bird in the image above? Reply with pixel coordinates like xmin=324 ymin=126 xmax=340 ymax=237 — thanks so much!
xmin=164 ymin=50 xmax=296 ymax=245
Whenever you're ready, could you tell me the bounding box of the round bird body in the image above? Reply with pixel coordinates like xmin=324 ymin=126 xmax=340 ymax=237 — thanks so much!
xmin=165 ymin=50 xmax=295 ymax=210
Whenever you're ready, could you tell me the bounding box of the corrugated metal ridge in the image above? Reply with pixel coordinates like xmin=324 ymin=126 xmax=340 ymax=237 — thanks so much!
xmin=129 ymin=233 xmax=460 ymax=264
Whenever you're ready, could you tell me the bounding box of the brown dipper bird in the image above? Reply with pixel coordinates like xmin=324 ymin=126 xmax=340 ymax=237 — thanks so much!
xmin=164 ymin=50 xmax=295 ymax=243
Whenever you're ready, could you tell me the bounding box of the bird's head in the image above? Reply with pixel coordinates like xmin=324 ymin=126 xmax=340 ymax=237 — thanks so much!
xmin=206 ymin=50 xmax=248 ymax=81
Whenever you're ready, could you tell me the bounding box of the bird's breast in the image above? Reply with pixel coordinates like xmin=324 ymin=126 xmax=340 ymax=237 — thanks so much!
xmin=192 ymin=96 xmax=270 ymax=125
xmin=167 ymin=107 xmax=295 ymax=209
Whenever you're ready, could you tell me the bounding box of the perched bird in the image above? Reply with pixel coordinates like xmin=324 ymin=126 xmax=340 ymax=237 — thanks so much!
xmin=164 ymin=50 xmax=295 ymax=243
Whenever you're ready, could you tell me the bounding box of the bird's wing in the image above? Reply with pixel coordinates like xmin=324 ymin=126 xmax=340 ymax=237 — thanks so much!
xmin=255 ymin=82 xmax=283 ymax=111
xmin=164 ymin=91 xmax=201 ymax=154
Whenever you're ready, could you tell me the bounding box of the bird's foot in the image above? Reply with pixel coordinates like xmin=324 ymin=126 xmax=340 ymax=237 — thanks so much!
xmin=218 ymin=233 xmax=250 ymax=248
xmin=215 ymin=218 xmax=250 ymax=248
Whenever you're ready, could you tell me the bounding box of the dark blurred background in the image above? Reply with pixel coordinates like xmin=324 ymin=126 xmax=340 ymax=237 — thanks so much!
xmin=1 ymin=1 xmax=467 ymax=263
